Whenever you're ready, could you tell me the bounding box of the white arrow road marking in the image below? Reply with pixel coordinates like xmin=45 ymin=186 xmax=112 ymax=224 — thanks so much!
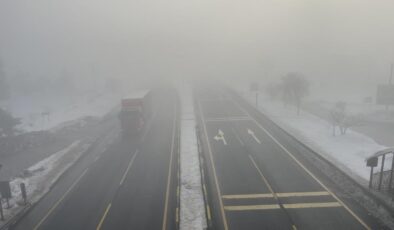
xmin=248 ymin=129 xmax=261 ymax=144
xmin=214 ymin=129 xmax=227 ymax=145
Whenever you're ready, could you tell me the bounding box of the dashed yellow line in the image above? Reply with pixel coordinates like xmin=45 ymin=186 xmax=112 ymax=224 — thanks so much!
xmin=206 ymin=205 xmax=212 ymax=221
xmin=176 ymin=207 xmax=179 ymax=224
xmin=224 ymin=202 xmax=341 ymax=211
xmin=96 ymin=203 xmax=111 ymax=230
xmin=162 ymin=103 xmax=177 ymax=230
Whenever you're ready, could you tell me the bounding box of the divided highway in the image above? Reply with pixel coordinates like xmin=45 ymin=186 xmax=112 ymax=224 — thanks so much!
xmin=195 ymin=88 xmax=387 ymax=230
xmin=11 ymin=89 xmax=180 ymax=230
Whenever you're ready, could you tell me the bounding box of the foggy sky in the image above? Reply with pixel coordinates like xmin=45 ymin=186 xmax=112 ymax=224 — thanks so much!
xmin=0 ymin=0 xmax=394 ymax=101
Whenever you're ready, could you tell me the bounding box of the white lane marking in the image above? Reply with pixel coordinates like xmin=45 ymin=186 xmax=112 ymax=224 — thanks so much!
xmin=230 ymin=96 xmax=371 ymax=230
xmin=119 ymin=150 xmax=139 ymax=186
xmin=141 ymin=110 xmax=158 ymax=142
xmin=33 ymin=168 xmax=89 ymax=230
xmin=247 ymin=128 xmax=261 ymax=144
xmin=214 ymin=129 xmax=227 ymax=145
xmin=94 ymin=155 xmax=101 ymax=162
xmin=205 ymin=117 xmax=250 ymax=122
xmin=231 ymin=127 xmax=244 ymax=146
xmin=198 ymin=100 xmax=229 ymax=230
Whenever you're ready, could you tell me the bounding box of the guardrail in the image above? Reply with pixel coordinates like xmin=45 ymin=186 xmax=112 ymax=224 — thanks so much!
xmin=0 ymin=203 xmax=31 ymax=230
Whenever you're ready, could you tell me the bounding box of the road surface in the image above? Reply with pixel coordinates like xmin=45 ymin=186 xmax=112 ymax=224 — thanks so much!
xmin=195 ymin=87 xmax=387 ymax=230
xmin=12 ymin=89 xmax=180 ymax=230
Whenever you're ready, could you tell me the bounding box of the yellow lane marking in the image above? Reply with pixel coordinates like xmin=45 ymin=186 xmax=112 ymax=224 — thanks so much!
xmin=33 ymin=168 xmax=89 ymax=230
xmin=292 ymin=225 xmax=298 ymax=230
xmin=231 ymin=98 xmax=371 ymax=230
xmin=222 ymin=194 xmax=273 ymax=199
xmin=224 ymin=202 xmax=341 ymax=211
xmin=225 ymin=204 xmax=280 ymax=211
xmin=278 ymin=191 xmax=330 ymax=197
xmin=206 ymin=205 xmax=212 ymax=221
xmin=222 ymin=191 xmax=330 ymax=199
xmin=203 ymin=184 xmax=208 ymax=197
xmin=198 ymin=100 xmax=229 ymax=230
xmin=284 ymin=202 xmax=341 ymax=209
xmin=205 ymin=117 xmax=251 ymax=122
xmin=176 ymin=207 xmax=179 ymax=223
xmin=119 ymin=150 xmax=139 ymax=186
xmin=162 ymin=102 xmax=177 ymax=230
xmin=96 ymin=203 xmax=112 ymax=230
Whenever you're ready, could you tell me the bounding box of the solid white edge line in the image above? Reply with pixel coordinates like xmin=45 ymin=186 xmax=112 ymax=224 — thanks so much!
xmin=119 ymin=150 xmax=139 ymax=186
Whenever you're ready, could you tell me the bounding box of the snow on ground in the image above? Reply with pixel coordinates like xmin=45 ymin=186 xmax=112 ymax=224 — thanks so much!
xmin=310 ymin=100 xmax=394 ymax=123
xmin=179 ymin=86 xmax=207 ymax=230
xmin=242 ymin=91 xmax=392 ymax=184
xmin=0 ymin=91 xmax=122 ymax=133
xmin=0 ymin=140 xmax=89 ymax=223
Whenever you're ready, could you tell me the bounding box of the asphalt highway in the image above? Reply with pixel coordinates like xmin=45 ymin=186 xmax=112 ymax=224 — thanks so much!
xmin=195 ymin=87 xmax=387 ymax=230
xmin=12 ymin=89 xmax=179 ymax=230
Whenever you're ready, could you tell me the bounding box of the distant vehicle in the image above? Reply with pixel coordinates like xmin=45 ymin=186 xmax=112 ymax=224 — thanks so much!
xmin=119 ymin=90 xmax=152 ymax=137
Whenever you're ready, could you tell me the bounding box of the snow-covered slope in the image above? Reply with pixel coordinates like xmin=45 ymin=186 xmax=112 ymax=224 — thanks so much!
xmin=1 ymin=91 xmax=121 ymax=132
xmin=242 ymin=91 xmax=391 ymax=184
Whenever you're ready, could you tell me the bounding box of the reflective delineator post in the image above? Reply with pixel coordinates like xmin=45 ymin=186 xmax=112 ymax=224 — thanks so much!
xmin=378 ymin=154 xmax=386 ymax=191
xmin=20 ymin=183 xmax=27 ymax=205
xmin=369 ymin=166 xmax=374 ymax=189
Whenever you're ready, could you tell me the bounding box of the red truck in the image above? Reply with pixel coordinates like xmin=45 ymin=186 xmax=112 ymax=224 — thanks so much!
xmin=119 ymin=90 xmax=152 ymax=137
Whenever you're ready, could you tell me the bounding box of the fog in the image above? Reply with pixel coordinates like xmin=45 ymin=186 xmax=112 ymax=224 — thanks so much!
xmin=1 ymin=0 xmax=394 ymax=101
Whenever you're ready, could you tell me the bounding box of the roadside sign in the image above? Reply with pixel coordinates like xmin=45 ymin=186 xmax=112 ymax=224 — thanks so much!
xmin=367 ymin=157 xmax=378 ymax=167
xmin=0 ymin=181 xmax=11 ymax=199
xmin=376 ymin=84 xmax=394 ymax=105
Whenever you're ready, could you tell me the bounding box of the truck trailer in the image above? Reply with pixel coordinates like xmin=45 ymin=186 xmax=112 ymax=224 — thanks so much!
xmin=118 ymin=90 xmax=152 ymax=137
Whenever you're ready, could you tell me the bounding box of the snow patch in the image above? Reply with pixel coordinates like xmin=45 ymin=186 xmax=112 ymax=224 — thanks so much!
xmin=243 ymin=92 xmax=390 ymax=183
xmin=1 ymin=140 xmax=88 ymax=223
xmin=179 ymin=86 xmax=207 ymax=230
xmin=0 ymin=91 xmax=121 ymax=133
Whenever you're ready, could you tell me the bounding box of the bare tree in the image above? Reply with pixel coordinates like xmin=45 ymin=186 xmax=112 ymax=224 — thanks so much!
xmin=0 ymin=108 xmax=20 ymax=137
xmin=265 ymin=83 xmax=282 ymax=101
xmin=330 ymin=101 xmax=346 ymax=136
xmin=281 ymin=72 xmax=309 ymax=115
xmin=341 ymin=115 xmax=364 ymax=134
xmin=330 ymin=101 xmax=363 ymax=135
